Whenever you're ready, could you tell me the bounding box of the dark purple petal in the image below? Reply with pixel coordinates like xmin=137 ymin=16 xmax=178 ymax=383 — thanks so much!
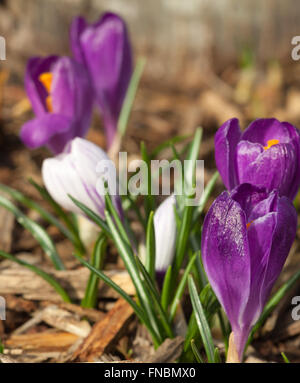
xmin=202 ymin=191 xmax=251 ymax=333
xmin=70 ymin=16 xmax=88 ymax=65
xmin=237 ymin=142 xmax=298 ymax=199
xmin=241 ymin=118 xmax=294 ymax=145
xmin=20 ymin=114 xmax=72 ymax=153
xmin=230 ymin=183 xmax=269 ymax=220
xmin=79 ymin=12 xmax=132 ymax=147
xmin=261 ymin=196 xmax=297 ymax=303
xmin=214 ymin=118 xmax=241 ymax=189
xmin=25 ymin=56 xmax=58 ymax=115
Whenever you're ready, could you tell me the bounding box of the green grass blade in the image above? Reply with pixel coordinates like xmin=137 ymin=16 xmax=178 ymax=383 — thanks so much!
xmin=0 ymin=250 xmax=70 ymax=302
xmin=118 ymin=57 xmax=146 ymax=137
xmin=68 ymin=195 xmax=111 ymax=237
xmin=145 ymin=211 xmax=155 ymax=281
xmin=188 ymin=275 xmax=215 ymax=363
xmin=105 ymin=210 xmax=163 ymax=344
xmin=82 ymin=234 xmax=107 ymax=308
xmin=0 ymin=194 xmax=64 ymax=270
xmin=169 ymin=253 xmax=197 ymax=321
xmin=161 ymin=265 xmax=172 ymax=311
xmin=135 ymin=256 xmax=174 ymax=338
xmin=74 ymin=253 xmax=161 ymax=347
xmin=191 ymin=339 xmax=204 ymax=363
xmin=247 ymin=268 xmax=300 ymax=347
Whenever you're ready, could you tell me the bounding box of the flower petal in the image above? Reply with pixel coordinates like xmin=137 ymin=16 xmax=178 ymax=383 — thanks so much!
xmin=20 ymin=114 xmax=72 ymax=154
xmin=154 ymin=195 xmax=177 ymax=273
xmin=214 ymin=118 xmax=241 ymax=189
xmin=202 ymin=190 xmax=251 ymax=331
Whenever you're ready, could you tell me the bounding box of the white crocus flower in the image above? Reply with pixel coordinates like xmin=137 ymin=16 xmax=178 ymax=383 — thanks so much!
xmin=154 ymin=195 xmax=177 ymax=273
xmin=42 ymin=137 xmax=122 ymax=220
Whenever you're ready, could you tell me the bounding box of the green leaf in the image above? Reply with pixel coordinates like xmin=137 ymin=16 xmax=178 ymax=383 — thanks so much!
xmin=150 ymin=134 xmax=191 ymax=159
xmin=188 ymin=275 xmax=215 ymax=363
xmin=214 ymin=347 xmax=221 ymax=363
xmin=0 ymin=184 xmax=70 ymax=241
xmin=82 ymin=234 xmax=107 ymax=308
xmin=105 ymin=210 xmax=163 ymax=344
xmin=281 ymin=352 xmax=290 ymax=363
xmin=68 ymin=195 xmax=111 ymax=237
xmin=192 ymin=171 xmax=219 ymax=223
xmin=105 ymin=193 xmax=131 ymax=247
xmin=0 ymin=250 xmax=70 ymax=302
xmin=191 ymin=339 xmax=204 ymax=363
xmin=145 ymin=211 xmax=156 ymax=281
xmin=74 ymin=253 xmax=161 ymax=347
xmin=118 ymin=57 xmax=146 ymax=137
xmin=135 ymin=256 xmax=174 ymax=338
xmin=141 ymin=141 xmax=156 ymax=215
xmin=161 ymin=265 xmax=172 ymax=311
xmin=247 ymin=268 xmax=300 ymax=347
xmin=169 ymin=253 xmax=197 ymax=321
xmin=0 ymin=194 xmax=65 ymax=270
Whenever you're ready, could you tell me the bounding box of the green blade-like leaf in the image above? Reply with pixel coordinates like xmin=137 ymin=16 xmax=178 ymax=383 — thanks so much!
xmin=105 ymin=210 xmax=163 ymax=344
xmin=169 ymin=253 xmax=197 ymax=321
xmin=82 ymin=234 xmax=107 ymax=308
xmin=161 ymin=265 xmax=172 ymax=311
xmin=188 ymin=275 xmax=215 ymax=363
xmin=73 ymin=252 xmax=161 ymax=347
xmin=118 ymin=57 xmax=145 ymax=137
xmin=68 ymin=195 xmax=111 ymax=237
xmin=145 ymin=211 xmax=156 ymax=281
xmin=135 ymin=255 xmax=174 ymax=339
xmin=29 ymin=179 xmax=81 ymax=240
xmin=247 ymin=268 xmax=300 ymax=347
xmin=192 ymin=171 xmax=219 ymax=223
xmin=0 ymin=250 xmax=70 ymax=302
xmin=150 ymin=134 xmax=191 ymax=159
xmin=0 ymin=194 xmax=64 ymax=270
xmin=191 ymin=339 xmax=204 ymax=363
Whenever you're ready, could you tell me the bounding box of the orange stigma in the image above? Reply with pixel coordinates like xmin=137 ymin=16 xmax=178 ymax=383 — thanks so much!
xmin=246 ymin=221 xmax=253 ymax=229
xmin=263 ymin=139 xmax=279 ymax=150
xmin=39 ymin=72 xmax=53 ymax=112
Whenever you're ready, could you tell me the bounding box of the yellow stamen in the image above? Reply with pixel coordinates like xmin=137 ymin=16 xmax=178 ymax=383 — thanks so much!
xmin=46 ymin=96 xmax=53 ymax=113
xmin=39 ymin=72 xmax=53 ymax=112
xmin=39 ymin=72 xmax=53 ymax=93
xmin=263 ymin=139 xmax=279 ymax=151
xmin=246 ymin=221 xmax=253 ymax=229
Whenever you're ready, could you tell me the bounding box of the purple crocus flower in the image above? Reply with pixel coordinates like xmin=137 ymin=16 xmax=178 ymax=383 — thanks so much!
xmin=20 ymin=56 xmax=93 ymax=154
xmin=202 ymin=183 xmax=297 ymax=361
xmin=70 ymin=12 xmax=133 ymax=147
xmin=42 ymin=137 xmax=122 ymax=220
xmin=215 ymin=118 xmax=300 ymax=199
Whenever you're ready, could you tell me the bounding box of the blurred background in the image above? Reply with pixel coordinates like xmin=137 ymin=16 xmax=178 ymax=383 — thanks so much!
xmin=0 ymin=0 xmax=300 ymax=362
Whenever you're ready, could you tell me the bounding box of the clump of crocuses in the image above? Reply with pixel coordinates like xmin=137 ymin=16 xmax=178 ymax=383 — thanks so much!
xmin=20 ymin=56 xmax=93 ymax=154
xmin=215 ymin=118 xmax=300 ymax=200
xmin=202 ymin=183 xmax=297 ymax=361
xmin=70 ymin=12 xmax=133 ymax=147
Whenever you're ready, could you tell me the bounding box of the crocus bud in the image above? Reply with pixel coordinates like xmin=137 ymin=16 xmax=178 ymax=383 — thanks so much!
xmin=202 ymin=183 xmax=297 ymax=361
xmin=42 ymin=137 xmax=122 ymax=220
xmin=154 ymin=195 xmax=177 ymax=282
xmin=70 ymin=12 xmax=133 ymax=148
xmin=215 ymin=118 xmax=300 ymax=199
xmin=20 ymin=56 xmax=93 ymax=155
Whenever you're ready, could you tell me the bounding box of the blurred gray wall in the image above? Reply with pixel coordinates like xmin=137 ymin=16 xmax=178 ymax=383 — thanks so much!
xmin=0 ymin=0 xmax=299 ymax=77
